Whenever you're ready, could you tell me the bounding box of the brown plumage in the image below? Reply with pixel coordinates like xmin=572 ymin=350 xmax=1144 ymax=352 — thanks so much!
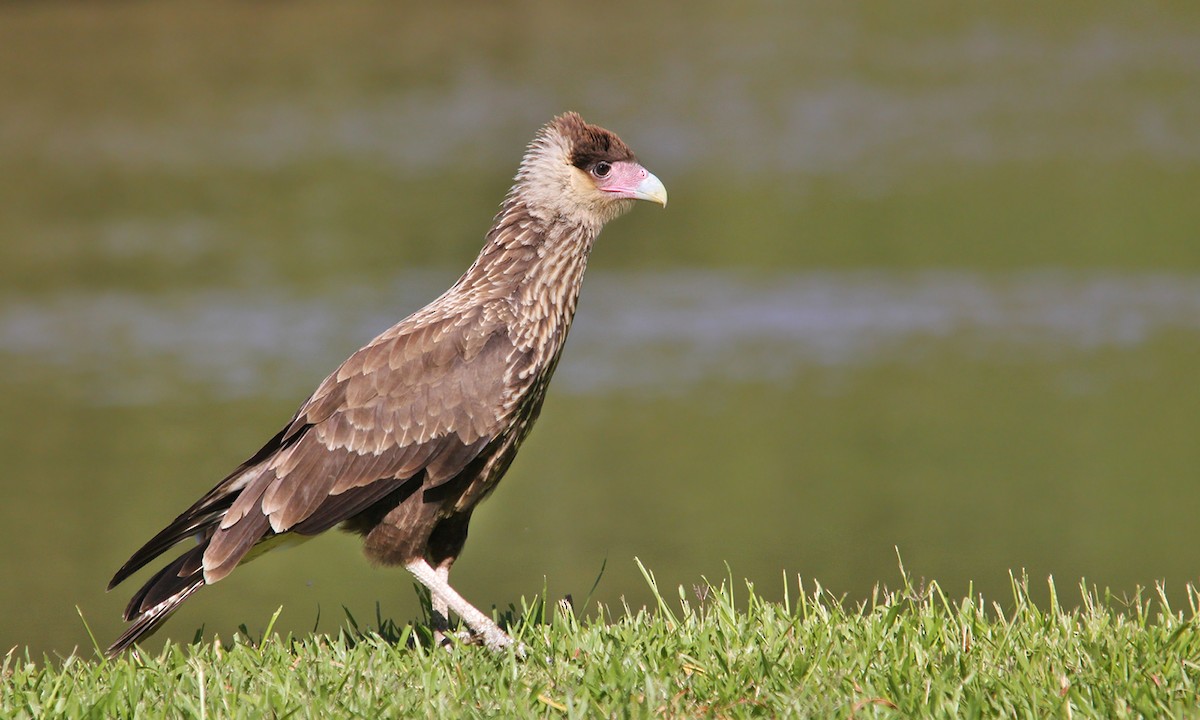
xmin=107 ymin=112 xmax=667 ymax=655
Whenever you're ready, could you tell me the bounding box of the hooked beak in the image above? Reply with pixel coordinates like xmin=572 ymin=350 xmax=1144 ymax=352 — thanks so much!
xmin=631 ymin=169 xmax=668 ymax=207
xmin=601 ymin=161 xmax=668 ymax=207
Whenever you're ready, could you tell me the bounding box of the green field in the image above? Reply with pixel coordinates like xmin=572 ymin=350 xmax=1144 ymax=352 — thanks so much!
xmin=6 ymin=564 xmax=1198 ymax=718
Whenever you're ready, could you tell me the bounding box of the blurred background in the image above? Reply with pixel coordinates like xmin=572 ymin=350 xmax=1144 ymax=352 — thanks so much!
xmin=2 ymin=1 xmax=1199 ymax=658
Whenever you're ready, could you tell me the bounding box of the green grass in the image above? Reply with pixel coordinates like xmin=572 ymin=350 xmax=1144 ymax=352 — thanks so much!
xmin=6 ymin=561 xmax=1200 ymax=719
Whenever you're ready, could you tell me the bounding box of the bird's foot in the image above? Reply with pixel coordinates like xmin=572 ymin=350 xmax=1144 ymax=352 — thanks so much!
xmin=501 ymin=638 xmax=528 ymax=660
xmin=478 ymin=624 xmax=521 ymax=656
xmin=439 ymin=626 xmax=526 ymax=659
xmin=406 ymin=626 xmax=521 ymax=656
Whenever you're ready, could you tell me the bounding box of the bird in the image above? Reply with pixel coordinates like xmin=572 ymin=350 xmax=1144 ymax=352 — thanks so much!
xmin=106 ymin=112 xmax=667 ymax=655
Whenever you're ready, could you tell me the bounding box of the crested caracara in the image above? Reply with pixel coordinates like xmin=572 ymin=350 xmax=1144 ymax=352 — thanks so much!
xmin=107 ymin=112 xmax=667 ymax=654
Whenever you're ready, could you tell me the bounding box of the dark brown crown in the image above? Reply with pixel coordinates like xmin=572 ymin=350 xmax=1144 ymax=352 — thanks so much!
xmin=553 ymin=112 xmax=637 ymax=170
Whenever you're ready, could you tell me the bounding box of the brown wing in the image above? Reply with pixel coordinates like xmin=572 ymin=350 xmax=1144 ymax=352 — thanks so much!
xmin=201 ymin=309 xmax=521 ymax=580
xmin=111 ymin=303 xmax=524 ymax=590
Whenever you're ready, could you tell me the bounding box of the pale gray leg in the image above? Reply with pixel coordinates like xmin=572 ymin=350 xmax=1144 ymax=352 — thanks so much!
xmin=430 ymin=562 xmax=456 ymax=647
xmin=405 ymin=558 xmax=515 ymax=652
xmin=433 ymin=563 xmax=450 ymax=616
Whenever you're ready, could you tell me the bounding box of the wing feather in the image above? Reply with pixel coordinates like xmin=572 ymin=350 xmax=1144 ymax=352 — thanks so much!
xmin=113 ymin=308 xmax=525 ymax=597
xmin=204 ymin=509 xmax=272 ymax=582
xmin=261 ymin=443 xmax=351 ymax=531
xmin=291 ymin=476 xmax=420 ymax=536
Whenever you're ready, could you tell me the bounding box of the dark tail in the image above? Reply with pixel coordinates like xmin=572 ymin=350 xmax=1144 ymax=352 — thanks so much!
xmin=106 ymin=426 xmax=297 ymax=656
xmin=106 ymin=545 xmax=207 ymax=656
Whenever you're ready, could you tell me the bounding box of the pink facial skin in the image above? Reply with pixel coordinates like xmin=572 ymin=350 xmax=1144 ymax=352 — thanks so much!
xmin=594 ymin=160 xmax=668 ymax=206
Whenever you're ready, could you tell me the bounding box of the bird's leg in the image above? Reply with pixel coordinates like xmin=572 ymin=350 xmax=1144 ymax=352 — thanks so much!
xmin=428 ymin=562 xmax=478 ymax=649
xmin=405 ymin=558 xmax=516 ymax=653
xmin=424 ymin=512 xmax=475 ymax=648
xmin=430 ymin=561 xmax=454 ymax=647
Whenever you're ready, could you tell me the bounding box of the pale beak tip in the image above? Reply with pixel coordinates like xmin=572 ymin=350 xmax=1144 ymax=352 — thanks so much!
xmin=636 ymin=171 xmax=668 ymax=208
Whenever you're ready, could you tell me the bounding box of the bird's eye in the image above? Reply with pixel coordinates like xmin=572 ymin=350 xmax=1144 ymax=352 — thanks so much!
xmin=592 ymin=161 xmax=612 ymax=178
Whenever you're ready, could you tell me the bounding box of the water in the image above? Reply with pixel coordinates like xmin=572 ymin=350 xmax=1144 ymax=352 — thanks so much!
xmin=1 ymin=2 xmax=1199 ymax=657
xmin=4 ymin=270 xmax=1200 ymax=403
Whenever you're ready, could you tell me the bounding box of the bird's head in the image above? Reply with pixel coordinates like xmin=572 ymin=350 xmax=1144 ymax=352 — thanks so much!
xmin=513 ymin=112 xmax=667 ymax=228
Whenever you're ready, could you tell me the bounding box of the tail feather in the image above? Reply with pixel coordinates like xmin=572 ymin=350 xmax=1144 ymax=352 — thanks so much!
xmin=108 ymin=547 xmax=208 ymax=656
xmin=107 ymin=425 xmax=301 ymax=655
xmin=110 ymin=427 xmax=295 ymax=591
xmin=108 ymin=506 xmax=230 ymax=591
